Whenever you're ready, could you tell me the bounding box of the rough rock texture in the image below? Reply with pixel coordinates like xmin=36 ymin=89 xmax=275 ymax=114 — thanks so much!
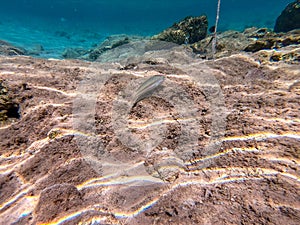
xmin=191 ymin=28 xmax=300 ymax=59
xmin=63 ymin=28 xmax=300 ymax=62
xmin=0 ymin=43 xmax=299 ymax=225
xmin=152 ymin=15 xmax=208 ymax=45
xmin=78 ymin=35 xmax=145 ymax=61
xmin=62 ymin=47 xmax=89 ymax=59
xmin=0 ymin=40 xmax=26 ymax=56
xmin=244 ymin=31 xmax=300 ymax=53
xmin=0 ymin=80 xmax=20 ymax=124
xmin=274 ymin=0 xmax=300 ymax=33
xmin=253 ymin=44 xmax=300 ymax=64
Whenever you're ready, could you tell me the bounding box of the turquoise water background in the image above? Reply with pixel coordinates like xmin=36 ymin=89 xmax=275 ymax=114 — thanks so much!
xmin=0 ymin=0 xmax=292 ymax=58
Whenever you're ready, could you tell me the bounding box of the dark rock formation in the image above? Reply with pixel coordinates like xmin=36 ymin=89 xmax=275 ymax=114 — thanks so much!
xmin=27 ymin=44 xmax=45 ymax=56
xmin=0 ymin=42 xmax=299 ymax=224
xmin=253 ymin=44 xmax=300 ymax=63
xmin=244 ymin=29 xmax=300 ymax=52
xmin=0 ymin=80 xmax=20 ymax=125
xmin=87 ymin=35 xmax=131 ymax=61
xmin=66 ymin=27 xmax=300 ymax=62
xmin=191 ymin=27 xmax=300 ymax=59
xmin=274 ymin=0 xmax=300 ymax=32
xmin=152 ymin=15 xmax=208 ymax=45
xmin=0 ymin=40 xmax=26 ymax=56
xmin=74 ymin=35 xmax=145 ymax=61
xmin=62 ymin=47 xmax=88 ymax=59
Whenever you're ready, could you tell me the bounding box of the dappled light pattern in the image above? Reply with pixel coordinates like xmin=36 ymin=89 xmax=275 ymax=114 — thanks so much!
xmin=0 ymin=42 xmax=299 ymax=224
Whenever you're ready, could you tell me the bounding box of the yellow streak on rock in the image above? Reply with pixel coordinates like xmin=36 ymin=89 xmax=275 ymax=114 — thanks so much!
xmin=77 ymin=175 xmax=163 ymax=189
xmin=187 ymin=147 xmax=260 ymax=165
xmin=0 ymin=196 xmax=38 ymax=225
xmin=114 ymin=197 xmax=161 ymax=218
xmin=128 ymin=118 xmax=175 ymax=129
xmin=189 ymin=167 xmax=300 ymax=183
xmin=0 ymin=71 xmax=15 ymax=75
xmin=0 ymin=187 xmax=31 ymax=211
xmin=40 ymin=208 xmax=109 ymax=225
xmin=0 ymin=124 xmax=13 ymax=129
xmin=128 ymin=116 xmax=199 ymax=129
xmin=222 ymin=132 xmax=300 ymax=141
xmin=259 ymin=155 xmax=300 ymax=165
xmin=0 ymin=138 xmax=49 ymax=174
xmin=31 ymin=85 xmax=77 ymax=96
xmin=248 ymin=116 xmax=300 ymax=124
xmin=47 ymin=128 xmax=95 ymax=138
xmin=40 ymin=166 xmax=300 ymax=224
xmin=76 ymin=161 xmax=149 ymax=189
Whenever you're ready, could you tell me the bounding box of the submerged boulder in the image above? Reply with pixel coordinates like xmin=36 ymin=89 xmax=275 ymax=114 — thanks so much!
xmin=62 ymin=48 xmax=88 ymax=59
xmin=84 ymin=35 xmax=145 ymax=61
xmin=274 ymin=0 xmax=300 ymax=32
xmin=191 ymin=27 xmax=300 ymax=59
xmin=0 ymin=40 xmax=26 ymax=56
xmin=152 ymin=15 xmax=208 ymax=45
xmin=27 ymin=44 xmax=45 ymax=56
xmin=88 ymin=35 xmax=130 ymax=61
xmin=244 ymin=29 xmax=300 ymax=52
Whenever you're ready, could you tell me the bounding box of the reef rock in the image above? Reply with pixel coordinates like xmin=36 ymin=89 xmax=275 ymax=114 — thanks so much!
xmin=0 ymin=40 xmax=26 ymax=56
xmin=61 ymin=26 xmax=300 ymax=62
xmin=84 ymin=35 xmax=145 ymax=61
xmin=244 ymin=29 xmax=300 ymax=52
xmin=152 ymin=15 xmax=208 ymax=45
xmin=0 ymin=43 xmax=299 ymax=225
xmin=27 ymin=44 xmax=45 ymax=56
xmin=253 ymin=44 xmax=300 ymax=64
xmin=191 ymin=27 xmax=300 ymax=59
xmin=274 ymin=0 xmax=300 ymax=33
xmin=62 ymin=47 xmax=88 ymax=59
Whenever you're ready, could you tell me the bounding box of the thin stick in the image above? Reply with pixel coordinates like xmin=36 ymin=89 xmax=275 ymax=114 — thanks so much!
xmin=212 ymin=0 xmax=221 ymax=59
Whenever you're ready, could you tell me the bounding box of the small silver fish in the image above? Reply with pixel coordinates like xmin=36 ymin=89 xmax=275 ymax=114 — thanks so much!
xmin=132 ymin=75 xmax=165 ymax=107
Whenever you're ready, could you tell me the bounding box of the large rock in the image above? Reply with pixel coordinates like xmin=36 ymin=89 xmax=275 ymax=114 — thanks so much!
xmin=0 ymin=43 xmax=299 ymax=224
xmin=191 ymin=27 xmax=300 ymax=59
xmin=62 ymin=47 xmax=88 ymax=59
xmin=152 ymin=15 xmax=208 ymax=45
xmin=84 ymin=35 xmax=144 ymax=61
xmin=274 ymin=0 xmax=300 ymax=32
xmin=244 ymin=28 xmax=300 ymax=52
xmin=0 ymin=40 xmax=26 ymax=56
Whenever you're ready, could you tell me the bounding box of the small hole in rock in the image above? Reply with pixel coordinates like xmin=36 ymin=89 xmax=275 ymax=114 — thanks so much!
xmin=7 ymin=104 xmax=21 ymax=119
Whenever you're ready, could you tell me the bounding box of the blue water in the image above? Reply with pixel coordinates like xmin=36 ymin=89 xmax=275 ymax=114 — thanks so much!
xmin=0 ymin=0 xmax=292 ymax=58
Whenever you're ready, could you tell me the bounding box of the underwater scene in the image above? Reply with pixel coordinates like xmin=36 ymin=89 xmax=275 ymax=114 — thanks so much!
xmin=0 ymin=0 xmax=294 ymax=58
xmin=0 ymin=0 xmax=300 ymax=225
